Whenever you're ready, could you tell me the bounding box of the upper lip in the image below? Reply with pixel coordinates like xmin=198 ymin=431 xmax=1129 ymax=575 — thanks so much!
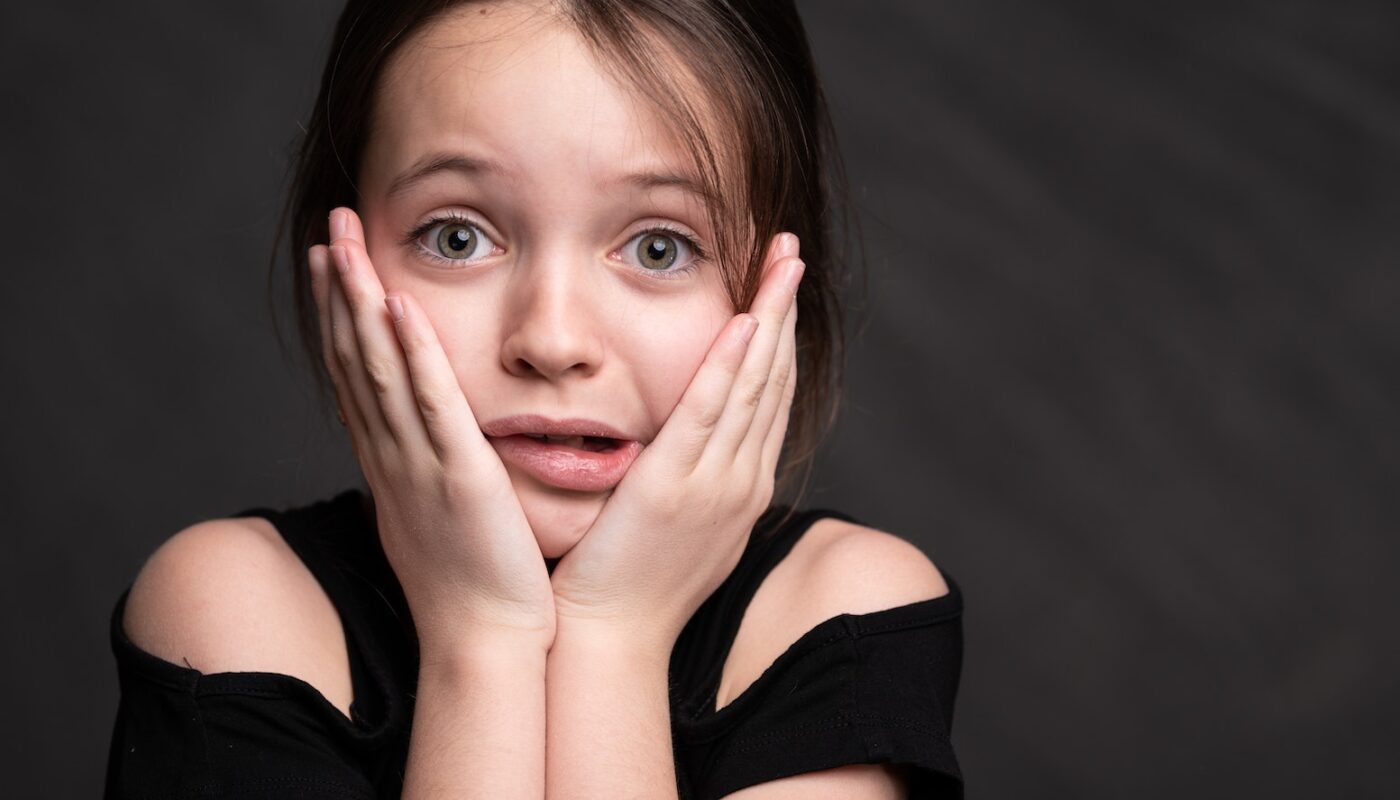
xmin=480 ymin=414 xmax=638 ymax=442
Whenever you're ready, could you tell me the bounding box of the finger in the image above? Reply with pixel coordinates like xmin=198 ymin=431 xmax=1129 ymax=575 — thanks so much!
xmin=759 ymin=355 xmax=798 ymax=482
xmin=383 ymin=290 xmax=492 ymax=464
xmin=328 ymin=226 xmax=431 ymax=453
xmin=331 ymin=203 xmax=364 ymax=243
xmin=740 ymin=282 xmax=799 ymax=468
xmin=326 ymin=243 xmax=394 ymax=445
xmin=309 ymin=244 xmax=369 ymax=437
xmin=648 ymin=312 xmax=761 ymax=470
xmin=701 ymin=246 xmax=804 ymax=464
xmin=320 ymin=205 xmax=366 ymax=434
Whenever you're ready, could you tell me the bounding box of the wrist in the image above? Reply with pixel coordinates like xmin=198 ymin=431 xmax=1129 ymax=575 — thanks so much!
xmin=419 ymin=627 xmax=553 ymax=675
xmin=550 ymin=614 xmax=674 ymax=666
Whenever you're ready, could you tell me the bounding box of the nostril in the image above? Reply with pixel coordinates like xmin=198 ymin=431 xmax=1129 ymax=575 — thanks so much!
xmin=509 ymin=356 xmax=589 ymax=379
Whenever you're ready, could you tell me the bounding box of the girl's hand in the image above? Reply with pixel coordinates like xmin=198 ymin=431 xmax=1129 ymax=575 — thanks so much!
xmin=548 ymin=232 xmax=803 ymax=650
xmin=309 ymin=207 xmax=555 ymax=657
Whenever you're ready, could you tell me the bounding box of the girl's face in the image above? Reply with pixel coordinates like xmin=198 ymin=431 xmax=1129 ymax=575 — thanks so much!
xmin=357 ymin=2 xmax=736 ymax=558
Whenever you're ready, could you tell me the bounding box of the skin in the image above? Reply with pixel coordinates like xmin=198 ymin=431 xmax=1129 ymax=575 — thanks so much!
xmin=120 ymin=3 xmax=940 ymax=796
xmin=354 ymin=1 xmax=745 ymax=561
xmin=280 ymin=0 xmax=959 ymax=794
xmin=306 ymin=3 xmax=812 ymax=793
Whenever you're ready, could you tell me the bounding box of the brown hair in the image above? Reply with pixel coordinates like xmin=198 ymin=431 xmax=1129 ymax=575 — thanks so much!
xmin=270 ymin=0 xmax=862 ymax=519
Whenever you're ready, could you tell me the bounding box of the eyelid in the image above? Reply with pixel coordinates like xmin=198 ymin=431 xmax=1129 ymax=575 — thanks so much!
xmin=626 ymin=217 xmax=704 ymax=244
xmin=408 ymin=208 xmax=503 ymax=242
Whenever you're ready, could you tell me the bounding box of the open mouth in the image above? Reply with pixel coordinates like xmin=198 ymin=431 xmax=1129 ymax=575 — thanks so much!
xmin=519 ymin=433 xmax=620 ymax=452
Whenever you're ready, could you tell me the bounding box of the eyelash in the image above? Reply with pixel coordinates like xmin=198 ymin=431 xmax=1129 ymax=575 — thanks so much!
xmin=401 ymin=212 xmax=710 ymax=279
xmin=628 ymin=222 xmax=710 ymax=280
xmin=401 ymin=212 xmax=498 ymax=266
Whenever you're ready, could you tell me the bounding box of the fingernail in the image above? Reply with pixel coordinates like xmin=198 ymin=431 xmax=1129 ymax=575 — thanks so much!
xmin=330 ymin=245 xmax=350 ymax=274
xmin=782 ymin=233 xmax=800 ymax=259
xmin=330 ymin=209 xmax=347 ymax=241
xmin=786 ymin=259 xmax=805 ymax=294
xmin=385 ymin=295 xmax=405 ymax=322
xmin=739 ymin=315 xmax=759 ymax=344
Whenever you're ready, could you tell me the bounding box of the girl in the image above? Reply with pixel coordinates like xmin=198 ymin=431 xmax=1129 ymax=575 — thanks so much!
xmin=105 ymin=1 xmax=964 ymax=798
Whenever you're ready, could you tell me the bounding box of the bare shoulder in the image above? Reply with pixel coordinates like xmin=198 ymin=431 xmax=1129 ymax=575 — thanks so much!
xmin=715 ymin=516 xmax=949 ymax=711
xmin=788 ymin=517 xmax=950 ymax=613
xmin=122 ymin=515 xmax=354 ymax=719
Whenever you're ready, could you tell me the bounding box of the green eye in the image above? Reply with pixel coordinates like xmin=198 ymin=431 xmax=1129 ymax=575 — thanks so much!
xmin=437 ymin=224 xmax=478 ymax=259
xmin=410 ymin=215 xmax=498 ymax=266
xmin=635 ymin=233 xmax=679 ymax=271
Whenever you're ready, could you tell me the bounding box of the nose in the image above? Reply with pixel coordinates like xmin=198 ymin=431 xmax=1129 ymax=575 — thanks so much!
xmin=498 ymin=258 xmax=604 ymax=381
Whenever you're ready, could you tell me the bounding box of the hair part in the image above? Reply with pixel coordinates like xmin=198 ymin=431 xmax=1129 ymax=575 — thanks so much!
xmin=269 ymin=0 xmax=863 ymax=522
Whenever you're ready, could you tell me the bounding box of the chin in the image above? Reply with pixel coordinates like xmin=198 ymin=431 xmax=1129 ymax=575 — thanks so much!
xmin=514 ymin=478 xmax=607 ymax=559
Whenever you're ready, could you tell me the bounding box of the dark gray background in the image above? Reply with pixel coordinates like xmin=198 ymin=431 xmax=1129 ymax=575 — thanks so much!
xmin=3 ymin=1 xmax=1396 ymax=797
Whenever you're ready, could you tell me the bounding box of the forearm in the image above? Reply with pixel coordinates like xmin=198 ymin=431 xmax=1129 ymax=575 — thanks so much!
xmin=545 ymin=622 xmax=679 ymax=799
xmin=402 ymin=635 xmax=549 ymax=799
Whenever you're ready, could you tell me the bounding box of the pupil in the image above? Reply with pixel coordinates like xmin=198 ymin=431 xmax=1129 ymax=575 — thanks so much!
xmin=639 ymin=234 xmax=675 ymax=270
xmin=439 ymin=225 xmax=474 ymax=257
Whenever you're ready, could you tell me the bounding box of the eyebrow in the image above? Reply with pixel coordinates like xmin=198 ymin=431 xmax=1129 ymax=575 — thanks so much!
xmin=386 ymin=153 xmax=505 ymax=199
xmin=622 ymin=170 xmax=715 ymax=206
xmin=384 ymin=150 xmax=714 ymax=205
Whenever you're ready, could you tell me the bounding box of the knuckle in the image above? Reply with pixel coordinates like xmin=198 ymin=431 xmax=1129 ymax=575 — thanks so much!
xmin=362 ymin=356 xmax=396 ymax=395
xmin=740 ymin=375 xmax=766 ymax=409
xmin=413 ymin=384 xmax=449 ymax=418
xmin=426 ymin=430 xmax=462 ymax=465
xmin=333 ymin=337 xmax=356 ymax=369
xmin=654 ymin=486 xmax=689 ymax=518
xmin=688 ymin=397 xmax=723 ymax=433
xmin=771 ymin=359 xmax=794 ymax=393
xmin=416 ymin=393 xmax=460 ymax=445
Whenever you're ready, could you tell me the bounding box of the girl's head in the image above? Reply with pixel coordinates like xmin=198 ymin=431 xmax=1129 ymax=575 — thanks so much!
xmin=278 ymin=0 xmax=852 ymax=556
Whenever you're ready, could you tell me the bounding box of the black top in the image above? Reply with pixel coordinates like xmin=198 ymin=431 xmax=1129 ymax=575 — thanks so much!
xmin=104 ymin=489 xmax=963 ymax=799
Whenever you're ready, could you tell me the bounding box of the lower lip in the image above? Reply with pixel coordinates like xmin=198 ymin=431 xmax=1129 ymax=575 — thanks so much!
xmin=487 ymin=435 xmax=643 ymax=492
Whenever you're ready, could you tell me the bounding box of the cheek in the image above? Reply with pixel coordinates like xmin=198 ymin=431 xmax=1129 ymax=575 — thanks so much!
xmin=425 ymin=304 xmax=498 ymax=391
xmin=625 ymin=304 xmax=731 ymax=423
xmin=365 ymin=245 xmax=497 ymax=398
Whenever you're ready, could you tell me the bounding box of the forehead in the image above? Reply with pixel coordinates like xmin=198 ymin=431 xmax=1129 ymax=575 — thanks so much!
xmin=364 ymin=2 xmax=705 ymax=199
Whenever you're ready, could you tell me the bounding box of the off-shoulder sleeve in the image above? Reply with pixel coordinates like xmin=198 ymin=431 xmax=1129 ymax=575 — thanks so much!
xmin=104 ymin=587 xmax=382 ymax=800
xmin=674 ymin=589 xmax=964 ymax=800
